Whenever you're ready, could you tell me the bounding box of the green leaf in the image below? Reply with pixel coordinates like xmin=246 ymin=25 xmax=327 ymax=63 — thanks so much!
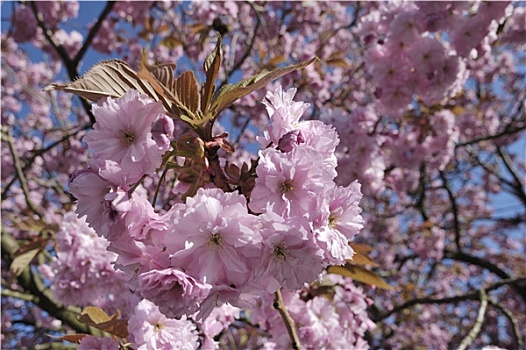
xmin=209 ymin=57 xmax=317 ymax=119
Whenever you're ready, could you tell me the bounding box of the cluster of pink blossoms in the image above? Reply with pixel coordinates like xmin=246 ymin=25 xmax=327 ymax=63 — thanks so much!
xmin=69 ymin=86 xmax=364 ymax=327
xmin=358 ymin=2 xmax=510 ymax=116
xmin=39 ymin=212 xmax=138 ymax=317
xmin=252 ymin=274 xmax=375 ymax=349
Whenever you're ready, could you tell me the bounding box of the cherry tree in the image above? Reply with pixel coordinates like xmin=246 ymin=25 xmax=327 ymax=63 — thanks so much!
xmin=1 ymin=1 xmax=525 ymax=349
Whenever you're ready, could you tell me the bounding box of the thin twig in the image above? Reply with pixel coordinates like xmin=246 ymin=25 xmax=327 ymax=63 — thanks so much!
xmin=2 ymin=127 xmax=43 ymax=218
xmin=439 ymin=171 xmax=463 ymax=252
xmin=72 ymin=1 xmax=116 ymax=67
xmin=457 ymin=288 xmax=487 ymax=350
xmin=273 ymin=289 xmax=302 ymax=350
xmin=496 ymin=146 xmax=526 ymax=207
xmin=487 ymin=297 xmax=524 ymax=349
xmin=29 ymin=1 xmax=95 ymax=124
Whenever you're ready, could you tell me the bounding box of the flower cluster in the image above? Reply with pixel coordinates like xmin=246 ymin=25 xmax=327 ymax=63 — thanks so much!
xmin=39 ymin=212 xmax=138 ymax=317
xmin=357 ymin=2 xmax=513 ymax=116
xmin=250 ymin=274 xmax=375 ymax=349
xmin=69 ymin=86 xmax=364 ymax=325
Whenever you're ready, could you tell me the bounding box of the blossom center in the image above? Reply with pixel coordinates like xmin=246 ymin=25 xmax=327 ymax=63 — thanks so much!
xmin=273 ymin=244 xmax=287 ymax=260
xmin=328 ymin=214 xmax=339 ymax=228
xmin=280 ymin=179 xmax=294 ymax=193
xmin=208 ymin=233 xmax=223 ymax=247
xmin=154 ymin=322 xmax=164 ymax=331
xmin=120 ymin=129 xmax=135 ymax=145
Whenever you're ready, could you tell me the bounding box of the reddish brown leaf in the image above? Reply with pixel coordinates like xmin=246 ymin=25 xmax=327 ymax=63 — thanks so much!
xmin=78 ymin=307 xmax=128 ymax=339
xmin=201 ymin=34 xmax=222 ymax=114
xmin=51 ymin=333 xmax=88 ymax=344
xmin=175 ymin=71 xmax=200 ymax=114
xmin=349 ymin=242 xmax=373 ymax=254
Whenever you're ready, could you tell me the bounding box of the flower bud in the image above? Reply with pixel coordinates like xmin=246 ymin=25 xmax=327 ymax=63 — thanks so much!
xmin=278 ymin=130 xmax=305 ymax=152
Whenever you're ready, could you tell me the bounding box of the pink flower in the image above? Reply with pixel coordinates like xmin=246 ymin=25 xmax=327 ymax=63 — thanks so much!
xmin=69 ymin=163 xmax=116 ymax=237
xmin=260 ymin=86 xmax=310 ymax=146
xmin=84 ymin=90 xmax=171 ymax=184
xmin=137 ymin=268 xmax=211 ymax=319
xmin=108 ymin=190 xmax=167 ymax=241
xmin=249 ymin=146 xmax=330 ymax=217
xmin=294 ymin=120 xmax=340 ymax=179
xmin=256 ymin=212 xmax=324 ymax=292
xmin=164 ymin=188 xmax=262 ymax=307
xmin=78 ymin=336 xmax=119 ymax=350
xmin=128 ymin=299 xmax=199 ymax=350
xmin=312 ymin=182 xmax=363 ymax=265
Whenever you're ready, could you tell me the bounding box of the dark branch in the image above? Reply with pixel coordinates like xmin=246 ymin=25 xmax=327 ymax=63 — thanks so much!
xmin=373 ymin=277 xmax=525 ymax=322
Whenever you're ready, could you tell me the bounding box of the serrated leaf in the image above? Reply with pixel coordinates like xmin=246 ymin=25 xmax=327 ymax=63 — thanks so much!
xmin=78 ymin=307 xmax=128 ymax=338
xmin=175 ymin=71 xmax=200 ymax=114
xmin=45 ymin=60 xmax=162 ymax=105
xmin=201 ymin=34 xmax=222 ymax=114
xmin=210 ymin=57 xmax=317 ymax=118
xmin=148 ymin=63 xmax=177 ymax=91
xmin=327 ymin=264 xmax=394 ymax=290
xmin=137 ymin=52 xmax=194 ymax=120
xmin=10 ymin=238 xmax=47 ymax=278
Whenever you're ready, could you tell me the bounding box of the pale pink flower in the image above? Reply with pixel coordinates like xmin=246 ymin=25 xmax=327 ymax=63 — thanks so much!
xmin=78 ymin=336 xmax=119 ymax=350
xmin=69 ymin=163 xmax=116 ymax=237
xmin=164 ymin=188 xmax=262 ymax=308
xmin=137 ymin=268 xmax=211 ymax=319
xmin=260 ymin=86 xmax=310 ymax=146
xmin=84 ymin=89 xmax=170 ymax=184
xmin=249 ymin=146 xmax=330 ymax=217
xmin=256 ymin=212 xmax=324 ymax=292
xmin=128 ymin=299 xmax=199 ymax=350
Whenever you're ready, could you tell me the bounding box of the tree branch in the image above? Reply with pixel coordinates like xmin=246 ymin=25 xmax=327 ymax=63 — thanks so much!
xmin=439 ymin=171 xmax=463 ymax=252
xmin=274 ymin=289 xmax=302 ymax=350
xmin=457 ymin=288 xmax=487 ymax=350
xmin=444 ymin=250 xmax=526 ymax=302
xmin=496 ymin=145 xmax=526 ymax=207
xmin=487 ymin=297 xmax=524 ymax=349
xmin=373 ymin=277 xmax=525 ymax=322
xmin=2 ymin=127 xmax=43 ymax=218
xmin=29 ymin=1 xmax=95 ymax=125
xmin=72 ymin=1 xmax=116 ymax=67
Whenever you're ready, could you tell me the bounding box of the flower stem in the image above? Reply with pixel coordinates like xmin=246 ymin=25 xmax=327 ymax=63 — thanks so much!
xmin=273 ymin=289 xmax=302 ymax=350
